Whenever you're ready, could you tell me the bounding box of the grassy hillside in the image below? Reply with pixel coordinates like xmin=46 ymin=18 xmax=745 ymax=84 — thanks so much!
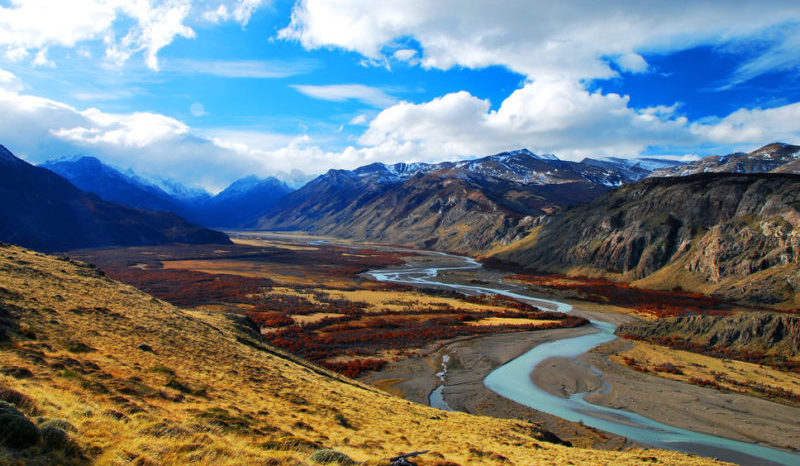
xmin=0 ymin=244 xmax=720 ymax=465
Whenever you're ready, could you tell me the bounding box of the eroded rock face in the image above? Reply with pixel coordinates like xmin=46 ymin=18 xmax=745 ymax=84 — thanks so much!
xmin=688 ymin=222 xmax=800 ymax=283
xmin=617 ymin=313 xmax=800 ymax=359
xmin=496 ymin=173 xmax=800 ymax=304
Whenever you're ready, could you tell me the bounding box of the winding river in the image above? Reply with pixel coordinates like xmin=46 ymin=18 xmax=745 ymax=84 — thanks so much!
xmin=367 ymin=253 xmax=800 ymax=466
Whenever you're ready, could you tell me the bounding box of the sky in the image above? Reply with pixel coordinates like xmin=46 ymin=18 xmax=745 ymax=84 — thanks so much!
xmin=0 ymin=0 xmax=799 ymax=192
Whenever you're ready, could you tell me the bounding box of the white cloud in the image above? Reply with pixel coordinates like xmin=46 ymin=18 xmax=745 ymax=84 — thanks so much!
xmin=724 ymin=29 xmax=800 ymax=88
xmin=392 ymin=48 xmax=417 ymax=63
xmin=276 ymin=1 xmax=800 ymax=164
xmin=357 ymin=80 xmax=694 ymax=161
xmin=349 ymin=114 xmax=368 ymax=125
xmin=0 ymin=68 xmax=23 ymax=93
xmin=163 ymin=58 xmax=316 ymax=78
xmin=189 ymin=102 xmax=207 ymax=116
xmin=0 ymin=0 xmax=272 ymax=70
xmin=613 ymin=53 xmax=649 ymax=74
xmin=281 ymin=1 xmax=800 ymax=81
xmin=691 ymin=103 xmax=800 ymax=145
xmin=202 ymin=4 xmax=229 ymax=23
xmin=291 ymin=84 xmax=397 ymax=108
xmin=202 ymin=0 xmax=265 ymax=25
xmin=32 ymin=48 xmax=55 ymax=68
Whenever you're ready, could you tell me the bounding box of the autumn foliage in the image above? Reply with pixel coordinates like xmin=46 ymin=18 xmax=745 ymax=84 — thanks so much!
xmin=69 ymin=243 xmax=588 ymax=378
xmin=508 ymin=273 xmax=732 ymax=318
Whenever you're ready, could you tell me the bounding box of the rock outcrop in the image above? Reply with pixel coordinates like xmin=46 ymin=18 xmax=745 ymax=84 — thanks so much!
xmin=494 ymin=173 xmax=800 ymax=305
xmin=617 ymin=312 xmax=800 ymax=360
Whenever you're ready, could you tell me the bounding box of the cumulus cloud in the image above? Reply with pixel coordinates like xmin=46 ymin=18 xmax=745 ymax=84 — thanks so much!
xmin=280 ymin=0 xmax=800 ymax=81
xmin=0 ymin=0 xmax=271 ymax=70
xmin=691 ymin=103 xmax=800 ymax=145
xmin=356 ymin=81 xmax=694 ymax=161
xmin=275 ymin=0 xmax=800 ymax=162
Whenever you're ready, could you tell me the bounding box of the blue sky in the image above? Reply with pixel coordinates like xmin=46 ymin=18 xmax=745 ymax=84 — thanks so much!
xmin=0 ymin=0 xmax=799 ymax=191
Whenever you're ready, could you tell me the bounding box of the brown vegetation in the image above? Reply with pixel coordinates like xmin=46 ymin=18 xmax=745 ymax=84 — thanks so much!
xmin=69 ymin=240 xmax=587 ymax=378
xmin=612 ymin=341 xmax=800 ymax=407
xmin=0 ymin=244 xmax=724 ymax=465
xmin=504 ymin=271 xmax=734 ymax=318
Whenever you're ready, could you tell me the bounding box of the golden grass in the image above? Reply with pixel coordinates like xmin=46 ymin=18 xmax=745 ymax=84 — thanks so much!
xmin=612 ymin=340 xmax=800 ymax=406
xmin=290 ymin=313 xmax=345 ymax=324
xmin=466 ymin=317 xmax=562 ymax=327
xmin=0 ymin=245 xmax=725 ymax=465
xmin=481 ymin=225 xmax=542 ymax=259
xmin=264 ymin=287 xmax=517 ymax=314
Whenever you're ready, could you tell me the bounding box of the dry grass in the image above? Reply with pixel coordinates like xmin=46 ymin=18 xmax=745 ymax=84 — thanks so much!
xmin=612 ymin=341 xmax=800 ymax=406
xmin=0 ymin=244 xmax=724 ymax=465
xmin=263 ymin=287 xmax=517 ymax=314
xmin=162 ymin=259 xmax=361 ymax=288
xmin=466 ymin=317 xmax=562 ymax=327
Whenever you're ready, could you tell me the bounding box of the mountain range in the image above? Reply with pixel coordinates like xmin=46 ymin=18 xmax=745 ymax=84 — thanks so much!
xmin=0 ymin=145 xmax=229 ymax=252
xmin=649 ymin=142 xmax=800 ymax=177
xmin=38 ymin=148 xmax=686 ymax=253
xmin=41 ymin=156 xmax=293 ymax=228
xmin=253 ymin=149 xmax=683 ymax=252
xmin=8 ymin=141 xmax=800 ymax=264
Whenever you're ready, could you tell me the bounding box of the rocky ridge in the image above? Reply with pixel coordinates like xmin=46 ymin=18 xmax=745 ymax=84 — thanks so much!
xmin=649 ymin=142 xmax=800 ymax=177
xmin=494 ymin=173 xmax=800 ymax=305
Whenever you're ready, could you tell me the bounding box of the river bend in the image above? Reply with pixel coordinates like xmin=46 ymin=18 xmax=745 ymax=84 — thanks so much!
xmin=367 ymin=253 xmax=800 ymax=466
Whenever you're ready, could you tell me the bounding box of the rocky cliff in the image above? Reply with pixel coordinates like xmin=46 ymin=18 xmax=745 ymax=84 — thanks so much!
xmin=494 ymin=173 xmax=800 ymax=305
xmin=617 ymin=312 xmax=800 ymax=361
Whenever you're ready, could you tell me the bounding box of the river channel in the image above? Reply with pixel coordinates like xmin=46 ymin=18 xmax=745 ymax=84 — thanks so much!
xmin=367 ymin=252 xmax=800 ymax=466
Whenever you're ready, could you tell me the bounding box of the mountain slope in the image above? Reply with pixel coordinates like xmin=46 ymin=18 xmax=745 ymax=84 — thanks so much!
xmin=0 ymin=244 xmax=716 ymax=465
xmin=186 ymin=175 xmax=293 ymax=227
xmin=256 ymin=150 xmax=631 ymax=252
xmin=42 ymin=156 xmax=294 ymax=228
xmin=493 ymin=173 xmax=800 ymax=306
xmin=0 ymin=145 xmax=229 ymax=252
xmin=649 ymin=142 xmax=800 ymax=177
xmin=40 ymin=156 xmax=182 ymax=213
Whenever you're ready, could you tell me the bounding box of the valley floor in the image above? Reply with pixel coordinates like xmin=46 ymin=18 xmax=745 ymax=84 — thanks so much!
xmin=357 ymin=250 xmax=800 ymax=459
xmin=54 ymin=233 xmax=800 ymax=463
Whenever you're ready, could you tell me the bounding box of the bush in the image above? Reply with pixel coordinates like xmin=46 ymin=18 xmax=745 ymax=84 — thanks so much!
xmin=309 ymin=449 xmax=356 ymax=465
xmin=334 ymin=413 xmax=353 ymax=429
xmin=38 ymin=418 xmax=77 ymax=433
xmin=40 ymin=426 xmax=81 ymax=455
xmin=0 ymin=388 xmax=37 ymax=415
xmin=0 ymin=401 xmax=40 ymax=448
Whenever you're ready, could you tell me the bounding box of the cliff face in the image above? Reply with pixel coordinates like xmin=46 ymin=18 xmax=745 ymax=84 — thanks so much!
xmin=494 ymin=174 xmax=800 ymax=305
xmin=617 ymin=313 xmax=800 ymax=360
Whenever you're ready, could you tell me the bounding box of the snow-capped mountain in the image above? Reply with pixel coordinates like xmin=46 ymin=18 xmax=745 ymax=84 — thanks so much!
xmin=253 ymin=148 xmax=646 ymax=253
xmin=40 ymin=156 xmax=294 ymax=228
xmin=40 ymin=156 xmax=182 ymax=213
xmin=648 ymin=143 xmax=800 ymax=177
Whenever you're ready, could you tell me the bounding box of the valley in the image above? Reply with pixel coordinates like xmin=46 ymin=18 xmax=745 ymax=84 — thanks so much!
xmin=63 ymin=234 xmax=800 ymax=464
xmin=3 ymin=4 xmax=800 ymax=464
xmin=3 ymin=141 xmax=800 ymax=465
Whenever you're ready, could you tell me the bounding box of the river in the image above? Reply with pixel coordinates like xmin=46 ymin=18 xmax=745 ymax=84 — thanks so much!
xmin=367 ymin=252 xmax=800 ymax=466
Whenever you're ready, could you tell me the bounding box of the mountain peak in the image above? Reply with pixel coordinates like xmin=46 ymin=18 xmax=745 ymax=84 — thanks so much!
xmin=492 ymin=148 xmax=559 ymax=162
